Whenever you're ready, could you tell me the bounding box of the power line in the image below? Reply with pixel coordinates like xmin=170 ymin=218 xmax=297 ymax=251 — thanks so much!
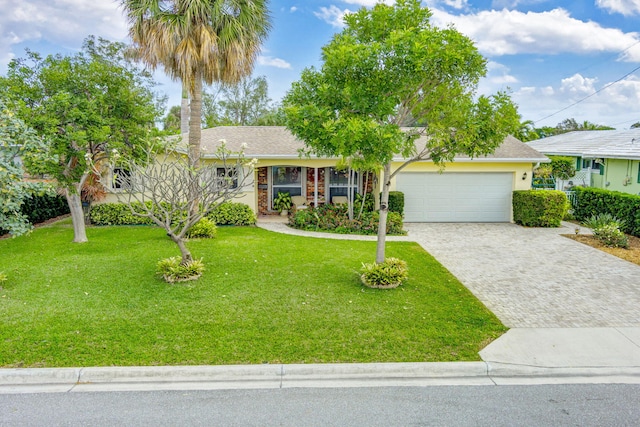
xmin=534 ymin=63 xmax=640 ymax=125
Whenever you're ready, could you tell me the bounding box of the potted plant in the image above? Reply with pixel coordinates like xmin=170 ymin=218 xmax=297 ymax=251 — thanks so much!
xmin=273 ymin=192 xmax=292 ymax=216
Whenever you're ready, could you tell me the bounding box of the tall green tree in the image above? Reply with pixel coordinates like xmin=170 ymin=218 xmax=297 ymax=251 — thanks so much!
xmin=0 ymin=101 xmax=50 ymax=236
xmin=121 ymin=0 xmax=271 ymax=169
xmin=0 ymin=37 xmax=161 ymax=243
xmin=163 ymin=105 xmax=182 ymax=133
xmin=284 ymin=0 xmax=519 ymax=263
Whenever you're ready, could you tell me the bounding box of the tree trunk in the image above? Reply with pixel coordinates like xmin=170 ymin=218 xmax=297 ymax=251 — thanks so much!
xmin=188 ymin=74 xmax=203 ymax=219
xmin=180 ymin=82 xmax=189 ymax=135
xmin=66 ymin=189 xmax=88 ymax=243
xmin=174 ymin=235 xmax=193 ymax=265
xmin=375 ymin=162 xmax=392 ymax=264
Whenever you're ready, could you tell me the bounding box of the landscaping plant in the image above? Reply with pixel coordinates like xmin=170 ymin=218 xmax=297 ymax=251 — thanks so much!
xmin=584 ymin=213 xmax=629 ymax=248
xmin=360 ymin=257 xmax=409 ymax=289
xmin=156 ymin=256 xmax=205 ymax=283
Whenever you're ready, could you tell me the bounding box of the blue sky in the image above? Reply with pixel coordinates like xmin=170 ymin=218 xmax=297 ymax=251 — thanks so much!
xmin=1 ymin=0 xmax=639 ymax=129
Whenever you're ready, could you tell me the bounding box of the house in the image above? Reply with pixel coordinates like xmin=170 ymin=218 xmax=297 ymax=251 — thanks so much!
xmin=104 ymin=126 xmax=547 ymax=223
xmin=527 ymin=129 xmax=640 ymax=195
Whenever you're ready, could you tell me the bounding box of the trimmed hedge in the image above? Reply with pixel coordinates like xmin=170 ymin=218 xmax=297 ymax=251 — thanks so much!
xmin=289 ymin=204 xmax=405 ymax=235
xmin=513 ymin=190 xmax=568 ymax=227
xmin=573 ymin=187 xmax=640 ymax=237
xmin=21 ymin=194 xmax=70 ymax=224
xmin=89 ymin=201 xmax=256 ymax=227
xmin=388 ymin=191 xmax=404 ymax=216
xmin=207 ymin=202 xmax=256 ymax=226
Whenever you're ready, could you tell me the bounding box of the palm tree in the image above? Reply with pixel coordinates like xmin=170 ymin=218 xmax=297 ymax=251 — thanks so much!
xmin=121 ymin=0 xmax=271 ymax=167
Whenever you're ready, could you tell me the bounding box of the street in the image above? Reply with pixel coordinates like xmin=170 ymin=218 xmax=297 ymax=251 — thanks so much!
xmin=1 ymin=384 xmax=639 ymax=426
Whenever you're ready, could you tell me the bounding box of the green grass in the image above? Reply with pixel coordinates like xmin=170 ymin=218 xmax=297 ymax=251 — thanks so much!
xmin=0 ymin=219 xmax=506 ymax=367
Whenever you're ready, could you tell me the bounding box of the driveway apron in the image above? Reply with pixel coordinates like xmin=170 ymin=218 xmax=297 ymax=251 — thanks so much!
xmin=404 ymin=223 xmax=640 ymax=328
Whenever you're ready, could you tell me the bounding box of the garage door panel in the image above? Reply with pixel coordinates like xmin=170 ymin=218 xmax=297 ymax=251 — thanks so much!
xmin=397 ymin=172 xmax=513 ymax=222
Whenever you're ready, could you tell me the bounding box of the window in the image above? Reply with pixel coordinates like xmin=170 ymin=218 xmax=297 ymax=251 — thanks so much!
xmin=272 ymin=167 xmax=302 ymax=206
xmin=217 ymin=167 xmax=238 ymax=189
xmin=112 ymin=167 xmax=132 ymax=190
xmin=575 ymin=157 xmax=582 ymax=171
xmin=328 ymin=168 xmax=359 ymax=202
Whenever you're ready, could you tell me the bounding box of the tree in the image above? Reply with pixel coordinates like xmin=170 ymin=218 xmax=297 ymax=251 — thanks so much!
xmin=163 ymin=105 xmax=182 ymax=134
xmin=0 ymin=101 xmax=50 ymax=236
xmin=631 ymin=122 xmax=640 ymax=129
xmin=122 ymin=0 xmax=271 ymax=170
xmin=515 ymin=120 xmax=540 ymax=142
xmin=0 ymin=37 xmax=161 ymax=243
xmin=101 ymin=142 xmax=256 ymax=265
xmin=283 ymin=0 xmax=519 ymax=263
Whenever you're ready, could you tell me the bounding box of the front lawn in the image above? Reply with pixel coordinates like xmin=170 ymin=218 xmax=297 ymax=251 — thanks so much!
xmin=0 ymin=220 xmax=506 ymax=367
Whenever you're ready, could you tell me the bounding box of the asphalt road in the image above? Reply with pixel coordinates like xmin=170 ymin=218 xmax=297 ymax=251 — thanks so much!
xmin=1 ymin=384 xmax=639 ymax=426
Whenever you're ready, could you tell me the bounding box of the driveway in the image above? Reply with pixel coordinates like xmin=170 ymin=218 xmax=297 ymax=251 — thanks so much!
xmin=404 ymin=223 xmax=640 ymax=328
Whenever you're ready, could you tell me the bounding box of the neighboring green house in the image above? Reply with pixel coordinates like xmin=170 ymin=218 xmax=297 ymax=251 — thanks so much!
xmin=528 ymin=129 xmax=640 ymax=195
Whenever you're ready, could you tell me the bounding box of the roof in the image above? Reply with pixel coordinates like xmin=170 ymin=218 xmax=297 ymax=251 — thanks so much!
xmin=527 ymin=129 xmax=640 ymax=160
xmin=179 ymin=126 xmax=547 ymax=163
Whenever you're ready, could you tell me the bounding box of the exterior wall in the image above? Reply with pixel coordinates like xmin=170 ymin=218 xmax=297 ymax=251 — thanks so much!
xmin=601 ymin=159 xmax=640 ymax=195
xmin=388 ymin=161 xmax=534 ymax=192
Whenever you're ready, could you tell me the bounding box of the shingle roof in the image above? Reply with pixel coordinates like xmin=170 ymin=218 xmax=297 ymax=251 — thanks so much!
xmin=527 ymin=129 xmax=640 ymax=160
xmin=181 ymin=126 xmax=546 ymax=162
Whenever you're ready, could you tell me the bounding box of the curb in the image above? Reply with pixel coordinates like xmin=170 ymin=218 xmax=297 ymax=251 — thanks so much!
xmin=1 ymin=362 xmax=640 ymax=393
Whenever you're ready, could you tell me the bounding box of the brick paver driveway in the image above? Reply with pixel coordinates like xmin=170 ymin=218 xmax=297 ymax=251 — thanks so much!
xmin=404 ymin=223 xmax=640 ymax=328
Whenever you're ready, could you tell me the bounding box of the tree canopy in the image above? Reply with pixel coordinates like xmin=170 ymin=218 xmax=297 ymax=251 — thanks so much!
xmin=0 ymin=37 xmax=162 ymax=242
xmin=283 ymin=0 xmax=519 ymax=262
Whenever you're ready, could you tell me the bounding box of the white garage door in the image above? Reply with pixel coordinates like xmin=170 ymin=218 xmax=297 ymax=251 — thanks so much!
xmin=396 ymin=172 xmax=513 ymax=222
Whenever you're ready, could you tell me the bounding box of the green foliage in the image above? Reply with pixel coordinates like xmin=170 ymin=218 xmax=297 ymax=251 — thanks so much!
xmin=0 ymin=100 xmax=51 ymax=236
xmin=512 ymin=190 xmax=568 ymax=227
xmin=89 ymin=202 xmax=156 ymax=226
xmin=21 ymin=194 xmax=70 ymax=224
xmin=549 ymin=156 xmax=576 ymax=180
xmin=583 ymin=213 xmax=626 ymax=230
xmin=0 ymin=272 xmax=7 ymax=283
xmin=289 ymin=204 xmax=405 ymax=235
xmin=573 ymin=187 xmax=640 ymax=237
xmin=592 ymin=224 xmax=629 ymax=248
xmin=354 ymin=192 xmax=375 ymax=213
xmin=156 ymin=257 xmax=205 ymax=283
xmin=360 ymin=258 xmax=409 ymax=289
xmin=186 ymin=218 xmax=217 ymax=239
xmin=273 ymin=192 xmax=292 ymax=212
xmin=388 ymin=191 xmax=405 ymax=215
xmin=207 ymin=202 xmax=256 ymax=225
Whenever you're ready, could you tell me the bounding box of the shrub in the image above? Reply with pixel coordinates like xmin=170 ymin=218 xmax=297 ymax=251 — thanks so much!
xmin=354 ymin=192 xmax=375 ymax=213
xmin=592 ymin=224 xmax=629 ymax=248
xmin=89 ymin=202 xmax=155 ymax=226
xmin=207 ymin=202 xmax=256 ymax=226
xmin=186 ymin=218 xmax=217 ymax=239
xmin=583 ymin=213 xmax=626 ymax=231
xmin=21 ymin=194 xmax=70 ymax=224
xmin=573 ymin=187 xmax=640 ymax=237
xmin=156 ymin=257 xmax=205 ymax=283
xmin=388 ymin=191 xmax=404 ymax=215
xmin=288 ymin=204 xmax=405 ymax=235
xmin=360 ymin=257 xmax=409 ymax=289
xmin=513 ymin=190 xmax=568 ymax=227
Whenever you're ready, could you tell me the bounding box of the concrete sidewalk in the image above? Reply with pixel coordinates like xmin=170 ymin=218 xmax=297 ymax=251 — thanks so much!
xmin=2 ymin=221 xmax=639 ymax=393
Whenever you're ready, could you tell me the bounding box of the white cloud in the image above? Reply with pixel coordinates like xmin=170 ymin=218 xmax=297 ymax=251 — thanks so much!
xmin=430 ymin=8 xmax=640 ymax=60
xmin=342 ymin=0 xmax=395 ymax=6
xmin=314 ymin=5 xmax=352 ymax=28
xmin=0 ymin=0 xmax=127 ymax=70
xmin=486 ymin=61 xmax=518 ymax=85
xmin=596 ymin=0 xmax=640 ymax=16
xmin=441 ymin=0 xmax=468 ymax=8
xmin=290 ymin=6 xmax=298 ymax=13
xmin=560 ymin=74 xmax=598 ymax=96
xmin=258 ymin=56 xmax=292 ymax=69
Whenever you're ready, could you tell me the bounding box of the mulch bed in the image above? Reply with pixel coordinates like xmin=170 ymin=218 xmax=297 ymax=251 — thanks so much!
xmin=564 ymin=233 xmax=640 ymax=266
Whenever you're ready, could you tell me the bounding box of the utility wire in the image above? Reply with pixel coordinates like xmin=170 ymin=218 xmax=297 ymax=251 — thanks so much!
xmin=534 ymin=63 xmax=640 ymax=124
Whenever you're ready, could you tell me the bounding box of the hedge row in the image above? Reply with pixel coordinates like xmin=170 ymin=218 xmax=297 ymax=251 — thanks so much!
xmin=89 ymin=201 xmax=256 ymax=226
xmin=573 ymin=187 xmax=640 ymax=237
xmin=512 ymin=190 xmax=568 ymax=227
xmin=289 ymin=204 xmax=405 ymax=235
xmin=21 ymin=194 xmax=70 ymax=224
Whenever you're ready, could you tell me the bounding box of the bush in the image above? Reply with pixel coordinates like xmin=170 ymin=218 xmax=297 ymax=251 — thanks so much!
xmin=583 ymin=213 xmax=626 ymax=231
xmin=156 ymin=257 xmax=205 ymax=283
xmin=513 ymin=190 xmax=568 ymax=227
xmin=388 ymin=191 xmax=404 ymax=216
xmin=186 ymin=218 xmax=217 ymax=239
xmin=573 ymin=187 xmax=640 ymax=237
xmin=354 ymin=192 xmax=375 ymax=213
xmin=207 ymin=202 xmax=256 ymax=226
xmin=89 ymin=202 xmax=155 ymax=226
xmin=360 ymin=258 xmax=409 ymax=289
xmin=592 ymin=224 xmax=629 ymax=248
xmin=21 ymin=194 xmax=70 ymax=224
xmin=288 ymin=204 xmax=405 ymax=235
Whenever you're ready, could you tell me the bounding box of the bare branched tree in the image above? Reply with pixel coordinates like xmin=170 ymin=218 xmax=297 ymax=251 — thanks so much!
xmin=100 ymin=141 xmax=256 ymax=264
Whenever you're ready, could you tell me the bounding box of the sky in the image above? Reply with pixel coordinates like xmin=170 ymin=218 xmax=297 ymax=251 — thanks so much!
xmin=1 ymin=0 xmax=639 ymax=129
